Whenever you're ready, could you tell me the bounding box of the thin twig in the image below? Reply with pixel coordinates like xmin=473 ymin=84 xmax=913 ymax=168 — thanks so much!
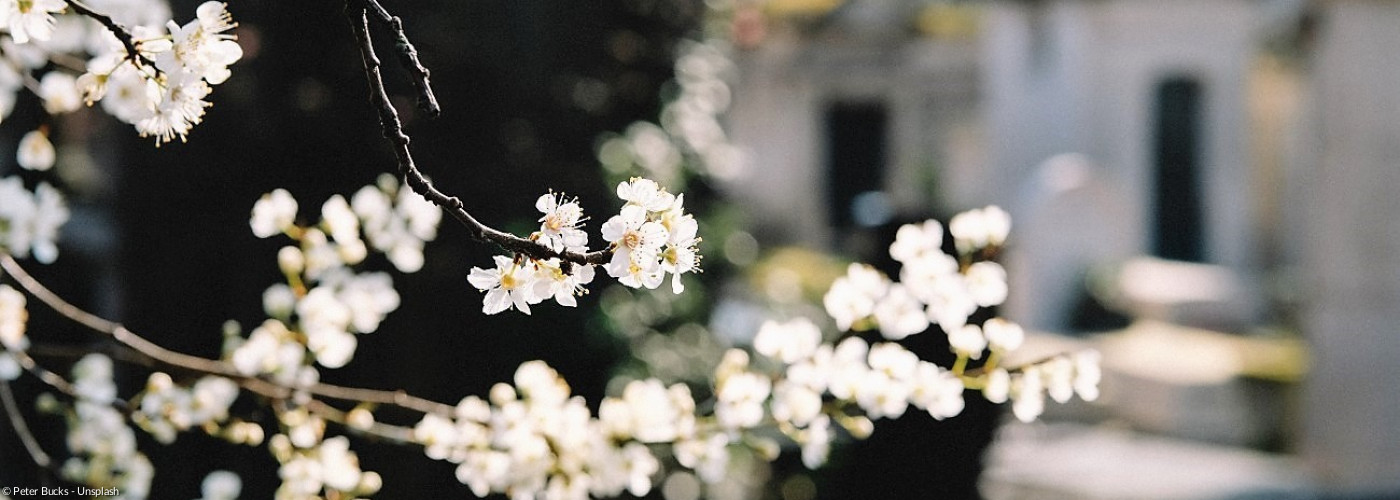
xmin=362 ymin=0 xmax=440 ymax=117
xmin=64 ymin=0 xmax=160 ymax=72
xmin=8 ymin=349 xmax=92 ymax=406
xmin=1 ymin=378 xmax=54 ymax=470
xmin=344 ymin=1 xmax=612 ymax=268
xmin=0 ymin=253 xmax=454 ymax=417
xmin=961 ymin=351 xmax=1074 ymax=379
xmin=305 ymin=399 xmax=417 ymax=444
xmin=28 ymin=341 xmax=157 ymax=368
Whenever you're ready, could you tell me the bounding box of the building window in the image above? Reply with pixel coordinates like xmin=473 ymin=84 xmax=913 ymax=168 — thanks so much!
xmin=1151 ymin=76 xmax=1206 ymax=262
xmin=824 ymin=101 xmax=890 ymax=231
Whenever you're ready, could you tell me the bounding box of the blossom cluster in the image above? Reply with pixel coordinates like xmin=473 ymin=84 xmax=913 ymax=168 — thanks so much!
xmin=132 ymin=372 xmax=240 ymax=444
xmin=468 ymin=178 xmax=699 ymax=315
xmin=0 ymin=1 xmax=241 ymax=152
xmin=824 ymin=207 xmax=1012 ymax=338
xmin=238 ymin=176 xmax=433 ymax=378
xmin=982 ymin=348 xmax=1102 ymax=423
xmin=408 ymin=315 xmax=1068 ymax=500
xmin=820 ymin=206 xmax=1100 ymax=422
xmin=80 ymin=1 xmax=241 ymax=144
xmin=413 ymin=362 xmax=663 ymax=500
xmin=57 ymin=354 xmax=156 ymax=499
xmin=0 ymin=177 xmax=69 ymax=264
xmin=425 ymin=206 xmax=1090 ymax=500
xmin=411 ymin=204 xmax=1101 ymax=499
xmin=269 ymin=408 xmax=382 ymax=500
xmin=239 ymin=180 xmax=438 ymax=498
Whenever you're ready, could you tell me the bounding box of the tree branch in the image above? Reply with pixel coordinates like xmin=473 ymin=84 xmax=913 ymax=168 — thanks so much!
xmin=0 ymin=253 xmax=454 ymax=417
xmin=64 ymin=0 xmax=160 ymax=72
xmin=305 ymin=399 xmax=416 ymax=444
xmin=361 ymin=0 xmax=439 ymax=118
xmin=1 ymin=378 xmax=55 ymax=470
xmin=343 ymin=1 xmax=612 ymax=268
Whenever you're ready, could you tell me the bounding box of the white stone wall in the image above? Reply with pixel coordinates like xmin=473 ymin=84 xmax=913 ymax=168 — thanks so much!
xmin=1300 ymin=0 xmax=1400 ymax=492
xmin=724 ymin=26 xmax=980 ymax=248
xmin=983 ymin=0 xmax=1262 ymax=330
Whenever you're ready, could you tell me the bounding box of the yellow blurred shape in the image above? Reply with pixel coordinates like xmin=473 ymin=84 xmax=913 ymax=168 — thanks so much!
xmin=1102 ymin=320 xmax=1309 ymax=384
xmin=765 ymin=0 xmax=842 ymax=18
xmin=916 ymin=3 xmax=981 ymax=39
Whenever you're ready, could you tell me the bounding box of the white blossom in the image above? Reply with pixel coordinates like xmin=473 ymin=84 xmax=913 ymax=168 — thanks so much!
xmin=1012 ymin=366 xmax=1046 ymax=423
xmin=826 ymin=337 xmax=870 ymax=401
xmin=715 ymin=370 xmax=770 ymax=430
xmin=0 ymin=284 xmax=27 ymax=351
xmin=911 ymin=361 xmax=965 ymax=419
xmin=62 ymin=354 xmax=154 ymax=498
xmin=873 ymin=284 xmax=928 ymax=340
xmin=251 ymin=189 xmax=298 ymax=238
xmin=352 ymin=178 xmax=440 ymax=274
xmin=657 ymin=194 xmax=700 ymax=294
xmin=674 ymin=432 xmax=730 ymax=484
xmin=923 ymin=274 xmax=977 ymax=331
xmin=752 ymin=317 xmax=821 ymax=365
xmin=616 ymin=177 xmax=674 ymax=212
xmin=983 ymin=368 xmax=1011 ymax=404
xmin=0 ymin=352 xmax=18 ymax=380
xmin=530 ymin=258 xmax=595 ymax=308
xmin=39 ymin=71 xmax=82 ymax=113
xmin=600 ymin=378 xmax=693 ymax=443
xmin=535 ymin=192 xmax=587 ymax=252
xmin=134 ymin=373 xmax=238 ymax=444
xmin=889 ymin=220 xmax=944 ymax=263
xmin=1073 ymin=350 xmax=1102 ymax=402
xmin=800 ymin=415 xmax=832 ymax=468
xmin=99 ymin=62 xmax=162 ymax=124
xmin=468 ymin=255 xmax=537 ymax=315
xmin=6 ymin=0 xmax=66 ymax=44
xmin=965 ymin=261 xmax=1009 ymax=307
xmin=16 ymin=129 xmax=55 ymax=171
xmin=983 ymin=317 xmax=1024 ymax=352
xmin=947 ymin=323 xmax=987 ymax=359
xmin=137 ymin=71 xmax=212 ymax=144
xmin=1045 ymin=356 xmax=1076 ymax=404
xmin=771 ymin=380 xmax=822 ymax=427
xmin=199 ymin=470 xmax=242 ymax=500
xmin=822 ymin=263 xmax=889 ymax=331
xmin=601 ymin=204 xmax=668 ymax=289
xmin=949 ymin=205 xmax=1011 ymax=254
xmin=158 ymin=1 xmax=242 ymax=85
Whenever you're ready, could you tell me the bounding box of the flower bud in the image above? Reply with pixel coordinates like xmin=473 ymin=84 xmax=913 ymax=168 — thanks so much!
xmin=277 ymin=246 xmax=304 ymax=275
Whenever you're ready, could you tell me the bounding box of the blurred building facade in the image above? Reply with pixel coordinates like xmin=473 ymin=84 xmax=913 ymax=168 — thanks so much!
xmin=720 ymin=0 xmax=1400 ymax=496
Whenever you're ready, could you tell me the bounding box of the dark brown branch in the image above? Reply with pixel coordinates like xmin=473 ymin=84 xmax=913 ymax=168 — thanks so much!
xmin=64 ymin=0 xmax=159 ymax=72
xmin=1 ymin=378 xmax=55 ymax=470
xmin=0 ymin=253 xmax=454 ymax=417
xmin=344 ymin=2 xmax=612 ymax=268
xmin=362 ymin=0 xmax=440 ymax=118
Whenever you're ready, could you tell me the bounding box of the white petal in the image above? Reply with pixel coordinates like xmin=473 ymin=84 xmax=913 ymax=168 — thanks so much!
xmin=510 ymin=290 xmax=532 ymax=315
xmin=467 ymin=268 xmax=500 ymax=290
xmin=482 ymin=288 xmax=511 ymax=314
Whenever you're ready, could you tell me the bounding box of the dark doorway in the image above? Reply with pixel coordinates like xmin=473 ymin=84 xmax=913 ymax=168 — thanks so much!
xmin=825 ymin=101 xmax=890 ymax=230
xmin=1151 ymin=77 xmax=1206 ymax=262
